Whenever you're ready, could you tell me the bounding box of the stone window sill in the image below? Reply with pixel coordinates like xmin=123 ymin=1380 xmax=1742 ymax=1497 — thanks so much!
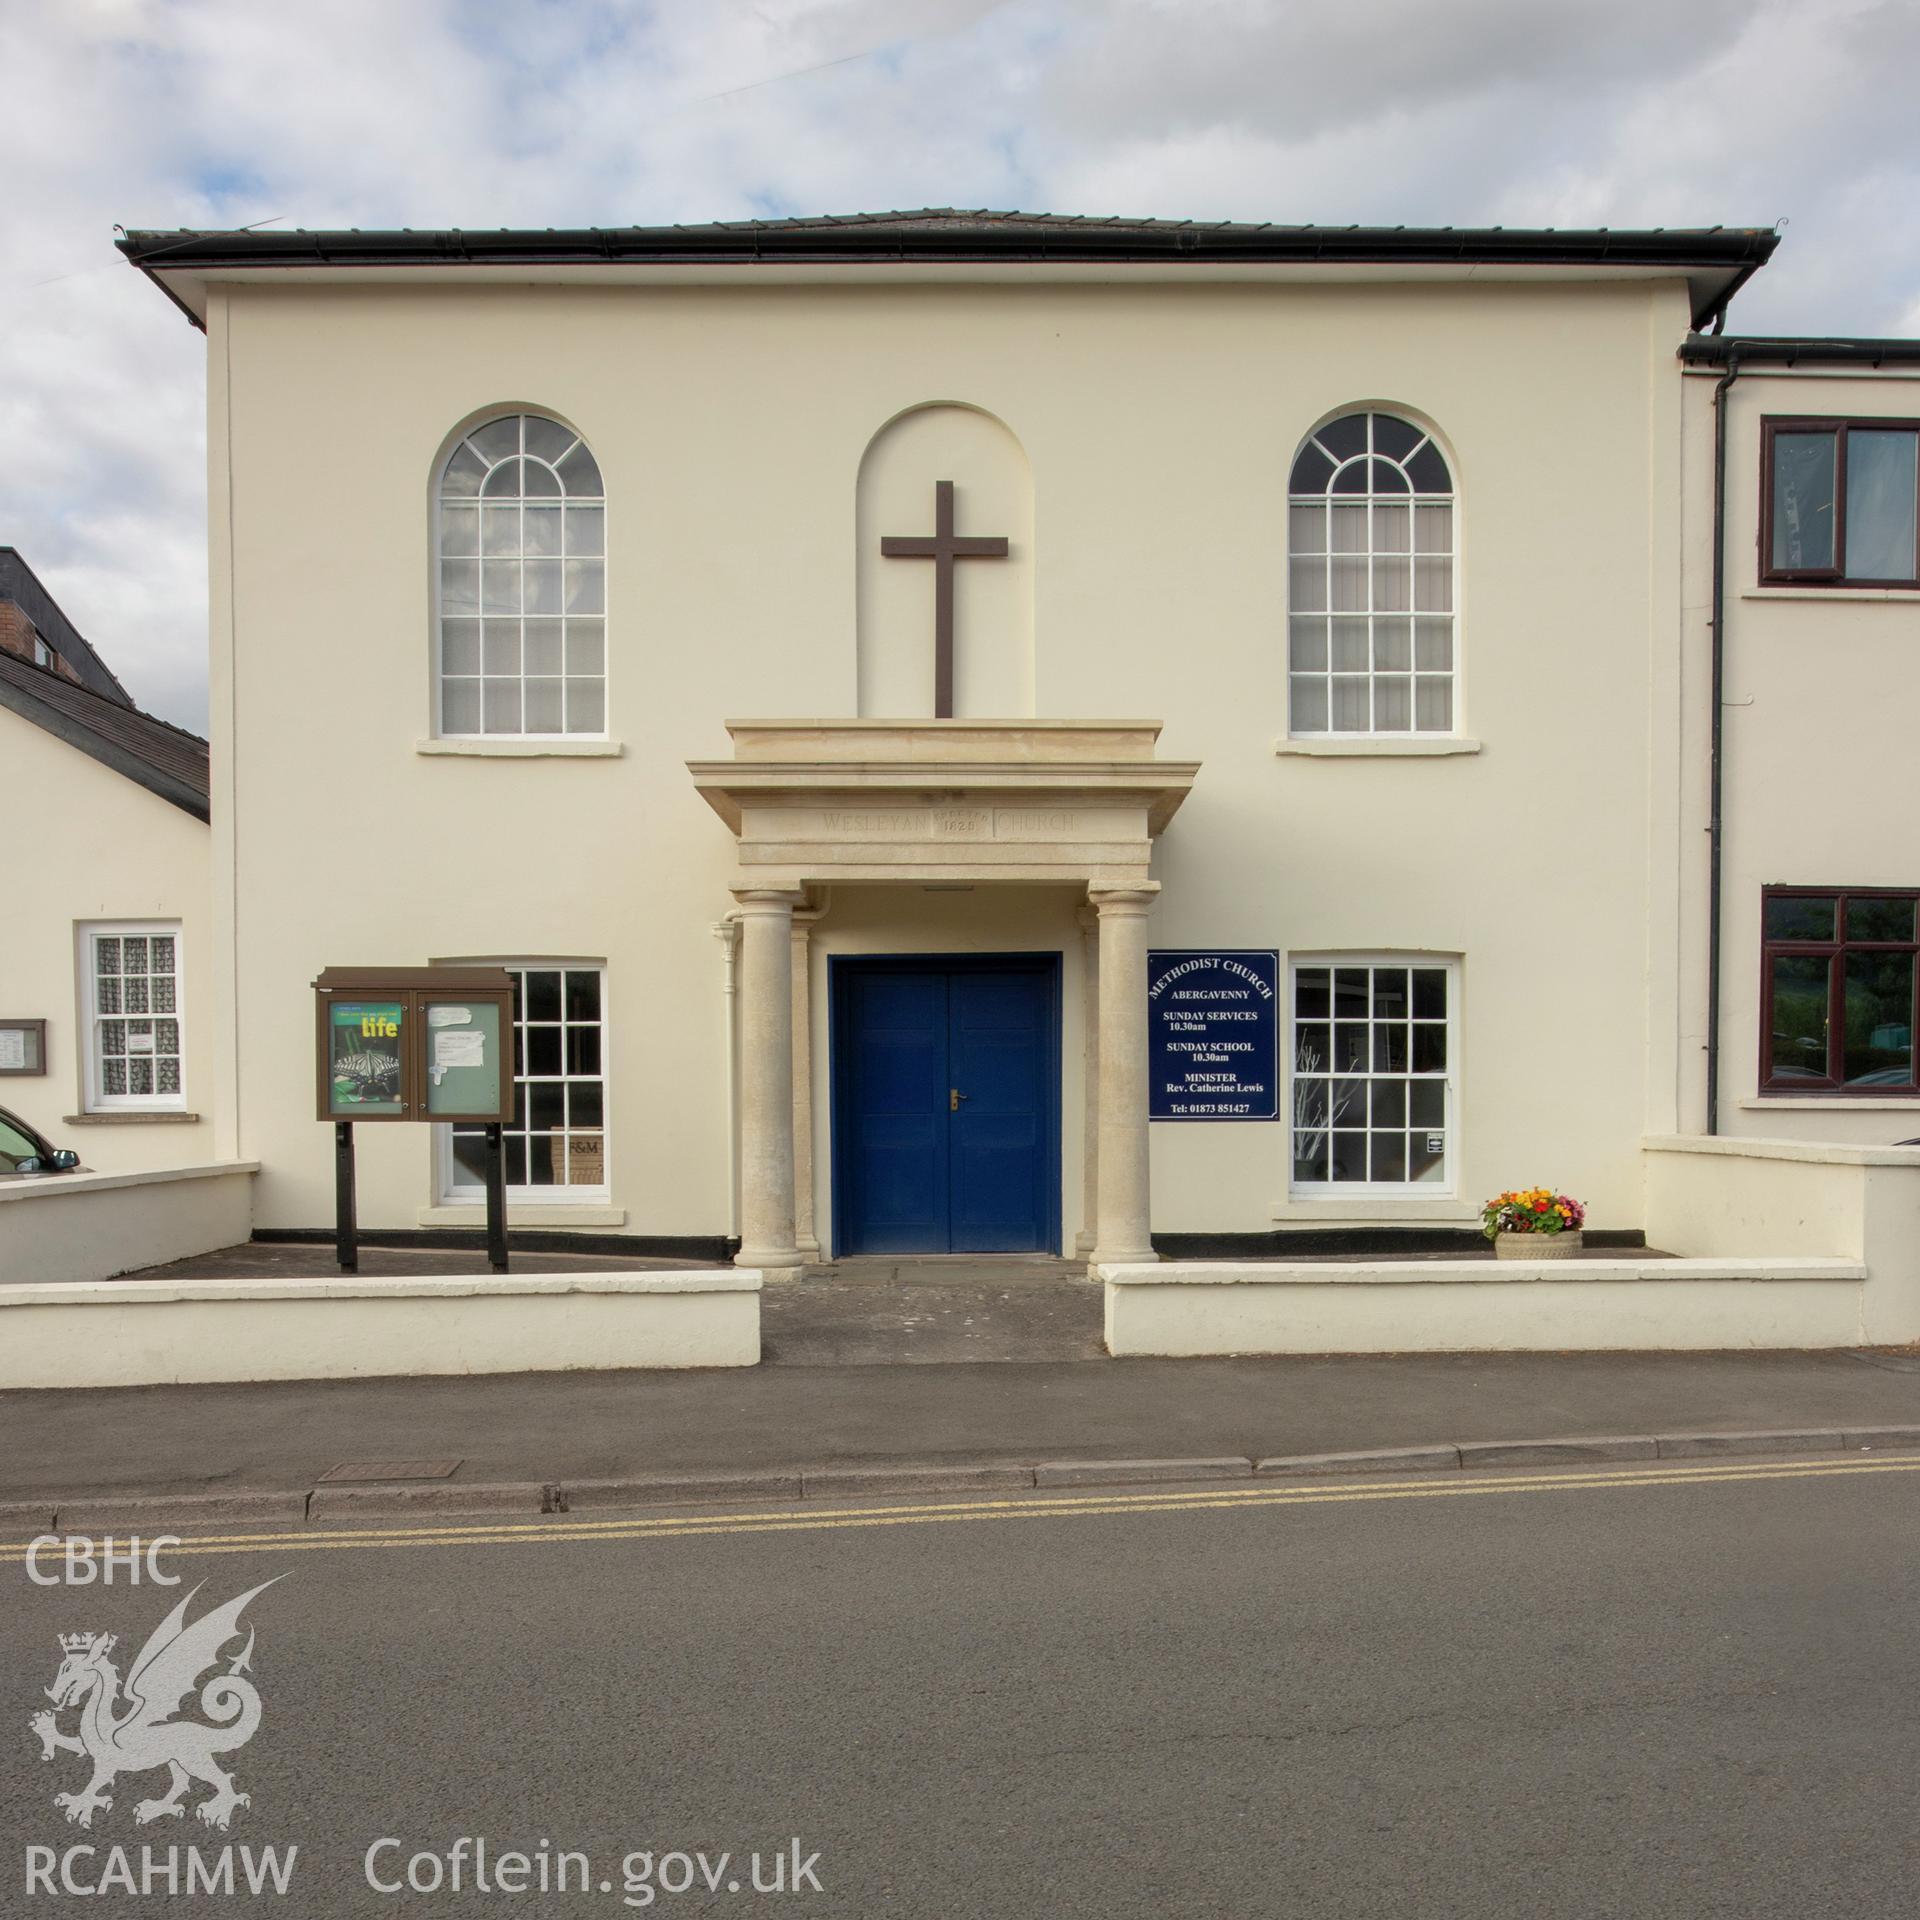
xmin=65 ymin=1110 xmax=202 ymax=1126
xmin=1740 ymin=588 xmax=1920 ymax=603
xmin=1738 ymin=1096 xmax=1920 ymax=1111
xmin=1275 ymin=736 xmax=1483 ymax=758
xmin=416 ymin=739 xmax=624 ymax=759
xmin=418 ymin=1203 xmax=628 ymax=1227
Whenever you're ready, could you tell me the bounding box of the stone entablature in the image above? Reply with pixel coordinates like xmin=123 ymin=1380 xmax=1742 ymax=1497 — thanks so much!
xmin=689 ymin=719 xmax=1198 ymax=891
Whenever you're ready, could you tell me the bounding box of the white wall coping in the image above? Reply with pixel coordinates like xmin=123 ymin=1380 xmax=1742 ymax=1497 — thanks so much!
xmin=1100 ymin=1258 xmax=1866 ymax=1288
xmin=0 ymin=1268 xmax=760 ymax=1308
xmin=0 ymin=1161 xmax=259 ymax=1206
xmin=1644 ymin=1132 xmax=1920 ymax=1169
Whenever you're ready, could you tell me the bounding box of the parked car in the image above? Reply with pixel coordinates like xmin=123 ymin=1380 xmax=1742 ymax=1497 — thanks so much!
xmin=0 ymin=1105 xmax=81 ymax=1177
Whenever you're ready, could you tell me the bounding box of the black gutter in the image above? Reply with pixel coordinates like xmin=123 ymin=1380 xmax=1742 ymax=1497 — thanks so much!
xmin=1682 ymin=333 xmax=1920 ymax=368
xmin=119 ymin=220 xmax=1778 ymax=326
xmin=118 ymin=221 xmax=1780 ymax=269
xmin=1695 ymin=263 xmax=1770 ymax=337
xmin=1705 ymin=348 xmax=1742 ymax=1134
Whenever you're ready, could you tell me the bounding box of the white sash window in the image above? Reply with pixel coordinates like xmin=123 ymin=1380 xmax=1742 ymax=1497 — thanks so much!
xmin=1290 ymin=958 xmax=1457 ymax=1193
xmin=440 ymin=964 xmax=608 ymax=1202
xmin=83 ymin=924 xmax=185 ymax=1110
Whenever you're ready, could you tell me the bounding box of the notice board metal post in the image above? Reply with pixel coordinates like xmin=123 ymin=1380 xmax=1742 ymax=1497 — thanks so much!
xmin=483 ymin=1123 xmax=508 ymax=1273
xmin=334 ymin=1121 xmax=358 ymax=1274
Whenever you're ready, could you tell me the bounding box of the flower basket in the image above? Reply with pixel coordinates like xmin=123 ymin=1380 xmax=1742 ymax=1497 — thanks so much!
xmin=1482 ymin=1188 xmax=1586 ymax=1259
xmin=1495 ymin=1229 xmax=1583 ymax=1260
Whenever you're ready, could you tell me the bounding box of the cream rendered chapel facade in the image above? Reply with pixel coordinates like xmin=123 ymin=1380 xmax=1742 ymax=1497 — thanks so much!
xmin=125 ymin=211 xmax=1854 ymax=1272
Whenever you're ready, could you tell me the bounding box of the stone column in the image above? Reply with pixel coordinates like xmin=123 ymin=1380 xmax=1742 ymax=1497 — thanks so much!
xmin=732 ymin=888 xmax=807 ymax=1273
xmin=1075 ymin=905 xmax=1100 ymax=1256
xmin=791 ymin=896 xmax=829 ymax=1260
xmin=1089 ymin=885 xmax=1159 ymax=1270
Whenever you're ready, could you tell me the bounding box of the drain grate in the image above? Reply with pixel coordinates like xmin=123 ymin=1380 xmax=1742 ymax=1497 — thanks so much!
xmin=317 ymin=1458 xmax=464 ymax=1484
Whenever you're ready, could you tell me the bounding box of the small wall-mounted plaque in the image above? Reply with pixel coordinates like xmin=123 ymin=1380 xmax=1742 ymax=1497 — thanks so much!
xmin=0 ymin=1020 xmax=47 ymax=1076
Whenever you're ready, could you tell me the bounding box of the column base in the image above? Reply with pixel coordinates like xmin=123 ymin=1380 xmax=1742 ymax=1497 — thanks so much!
xmin=1073 ymin=1229 xmax=1097 ymax=1255
xmin=735 ymin=1244 xmax=807 ymax=1274
xmin=1088 ymin=1246 xmax=1158 ymax=1273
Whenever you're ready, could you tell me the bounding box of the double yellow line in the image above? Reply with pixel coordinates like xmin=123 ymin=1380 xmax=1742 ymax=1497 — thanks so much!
xmin=3 ymin=1452 xmax=1916 ymax=1563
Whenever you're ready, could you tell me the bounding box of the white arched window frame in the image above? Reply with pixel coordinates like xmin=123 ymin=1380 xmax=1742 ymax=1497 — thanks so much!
xmin=1287 ymin=413 xmax=1456 ymax=735
xmin=436 ymin=414 xmax=606 ymax=737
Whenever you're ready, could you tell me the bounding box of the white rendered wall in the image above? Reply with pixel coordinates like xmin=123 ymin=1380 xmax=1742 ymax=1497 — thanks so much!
xmin=0 ymin=1163 xmax=254 ymax=1287
xmin=208 ymin=274 xmax=1689 ymax=1240
xmin=1101 ymin=1260 xmax=1868 ymax=1357
xmin=0 ymin=706 xmax=212 ymax=1171
xmin=0 ymin=1269 xmax=759 ymax=1387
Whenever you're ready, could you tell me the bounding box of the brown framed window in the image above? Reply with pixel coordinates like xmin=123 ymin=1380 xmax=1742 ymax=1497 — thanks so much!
xmin=1761 ymin=888 xmax=1918 ymax=1095
xmin=1761 ymin=418 xmax=1920 ymax=587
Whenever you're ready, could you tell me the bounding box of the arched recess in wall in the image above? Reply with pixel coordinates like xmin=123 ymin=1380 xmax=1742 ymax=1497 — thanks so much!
xmin=855 ymin=402 xmax=1035 ymax=718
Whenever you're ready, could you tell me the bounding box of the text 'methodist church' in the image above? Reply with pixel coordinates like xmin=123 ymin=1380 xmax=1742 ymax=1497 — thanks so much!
xmin=109 ymin=209 xmax=1920 ymax=1270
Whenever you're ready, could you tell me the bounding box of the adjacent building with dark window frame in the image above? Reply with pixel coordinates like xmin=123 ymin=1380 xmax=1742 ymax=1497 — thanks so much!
xmin=1681 ymin=334 xmax=1920 ymax=1141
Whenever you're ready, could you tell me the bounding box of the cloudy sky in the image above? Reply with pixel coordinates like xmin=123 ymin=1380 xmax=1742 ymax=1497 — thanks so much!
xmin=7 ymin=0 xmax=1917 ymax=730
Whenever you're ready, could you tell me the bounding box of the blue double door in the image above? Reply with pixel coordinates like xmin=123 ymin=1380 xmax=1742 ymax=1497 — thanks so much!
xmin=832 ymin=956 xmax=1060 ymax=1256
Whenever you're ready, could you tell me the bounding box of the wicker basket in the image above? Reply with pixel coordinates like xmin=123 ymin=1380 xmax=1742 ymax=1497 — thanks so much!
xmin=1494 ymin=1229 xmax=1584 ymax=1260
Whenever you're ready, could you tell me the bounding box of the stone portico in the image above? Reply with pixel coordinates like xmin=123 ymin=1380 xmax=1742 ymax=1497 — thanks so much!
xmin=689 ymin=720 xmax=1198 ymax=1274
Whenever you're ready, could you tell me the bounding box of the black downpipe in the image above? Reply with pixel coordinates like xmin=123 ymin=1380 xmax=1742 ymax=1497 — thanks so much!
xmin=1705 ymin=351 xmax=1741 ymax=1133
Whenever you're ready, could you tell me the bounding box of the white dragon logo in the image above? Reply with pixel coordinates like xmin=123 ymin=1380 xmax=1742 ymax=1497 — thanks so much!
xmin=28 ymin=1577 xmax=283 ymax=1831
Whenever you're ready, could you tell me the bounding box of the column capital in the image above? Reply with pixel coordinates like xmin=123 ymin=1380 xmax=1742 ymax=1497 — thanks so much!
xmin=1088 ymin=884 xmax=1160 ymax=915
xmin=730 ymin=886 xmax=808 ymax=916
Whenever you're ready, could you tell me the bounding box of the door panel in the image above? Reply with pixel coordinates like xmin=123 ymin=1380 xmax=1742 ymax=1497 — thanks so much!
xmin=834 ymin=960 xmax=1057 ymax=1256
xmin=840 ymin=971 xmax=948 ymax=1254
xmin=948 ymin=970 xmax=1050 ymax=1252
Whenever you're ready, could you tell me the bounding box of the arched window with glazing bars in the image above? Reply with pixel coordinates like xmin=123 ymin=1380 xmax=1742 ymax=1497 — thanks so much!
xmin=436 ymin=414 xmax=606 ymax=736
xmin=1287 ymin=413 xmax=1454 ymax=735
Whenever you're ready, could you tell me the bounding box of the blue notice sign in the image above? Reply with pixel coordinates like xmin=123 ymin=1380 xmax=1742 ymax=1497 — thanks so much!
xmin=1147 ymin=950 xmax=1280 ymax=1121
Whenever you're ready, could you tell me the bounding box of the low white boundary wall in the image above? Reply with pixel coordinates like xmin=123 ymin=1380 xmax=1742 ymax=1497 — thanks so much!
xmin=1645 ymin=1134 xmax=1920 ymax=1345
xmin=1106 ymin=1134 xmax=1920 ymax=1357
xmin=0 ymin=1163 xmax=258 ymax=1287
xmin=0 ymin=1270 xmax=762 ymax=1388
xmin=1101 ymin=1256 xmax=1867 ymax=1357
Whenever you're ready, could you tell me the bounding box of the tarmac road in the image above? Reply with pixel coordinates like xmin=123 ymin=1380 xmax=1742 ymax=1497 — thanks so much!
xmin=4 ymin=1455 xmax=1919 ymax=1917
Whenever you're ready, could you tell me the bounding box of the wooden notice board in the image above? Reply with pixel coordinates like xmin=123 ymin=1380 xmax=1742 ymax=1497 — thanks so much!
xmin=314 ymin=968 xmax=514 ymax=1124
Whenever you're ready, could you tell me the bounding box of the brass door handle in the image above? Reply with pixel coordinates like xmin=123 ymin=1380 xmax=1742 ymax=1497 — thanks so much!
xmin=950 ymin=1088 xmax=967 ymax=1111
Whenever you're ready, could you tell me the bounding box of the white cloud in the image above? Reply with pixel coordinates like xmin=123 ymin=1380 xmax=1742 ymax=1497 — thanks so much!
xmin=5 ymin=0 xmax=1916 ymax=728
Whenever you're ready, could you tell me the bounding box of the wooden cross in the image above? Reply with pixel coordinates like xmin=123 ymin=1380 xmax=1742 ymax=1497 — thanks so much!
xmin=880 ymin=480 xmax=1009 ymax=718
